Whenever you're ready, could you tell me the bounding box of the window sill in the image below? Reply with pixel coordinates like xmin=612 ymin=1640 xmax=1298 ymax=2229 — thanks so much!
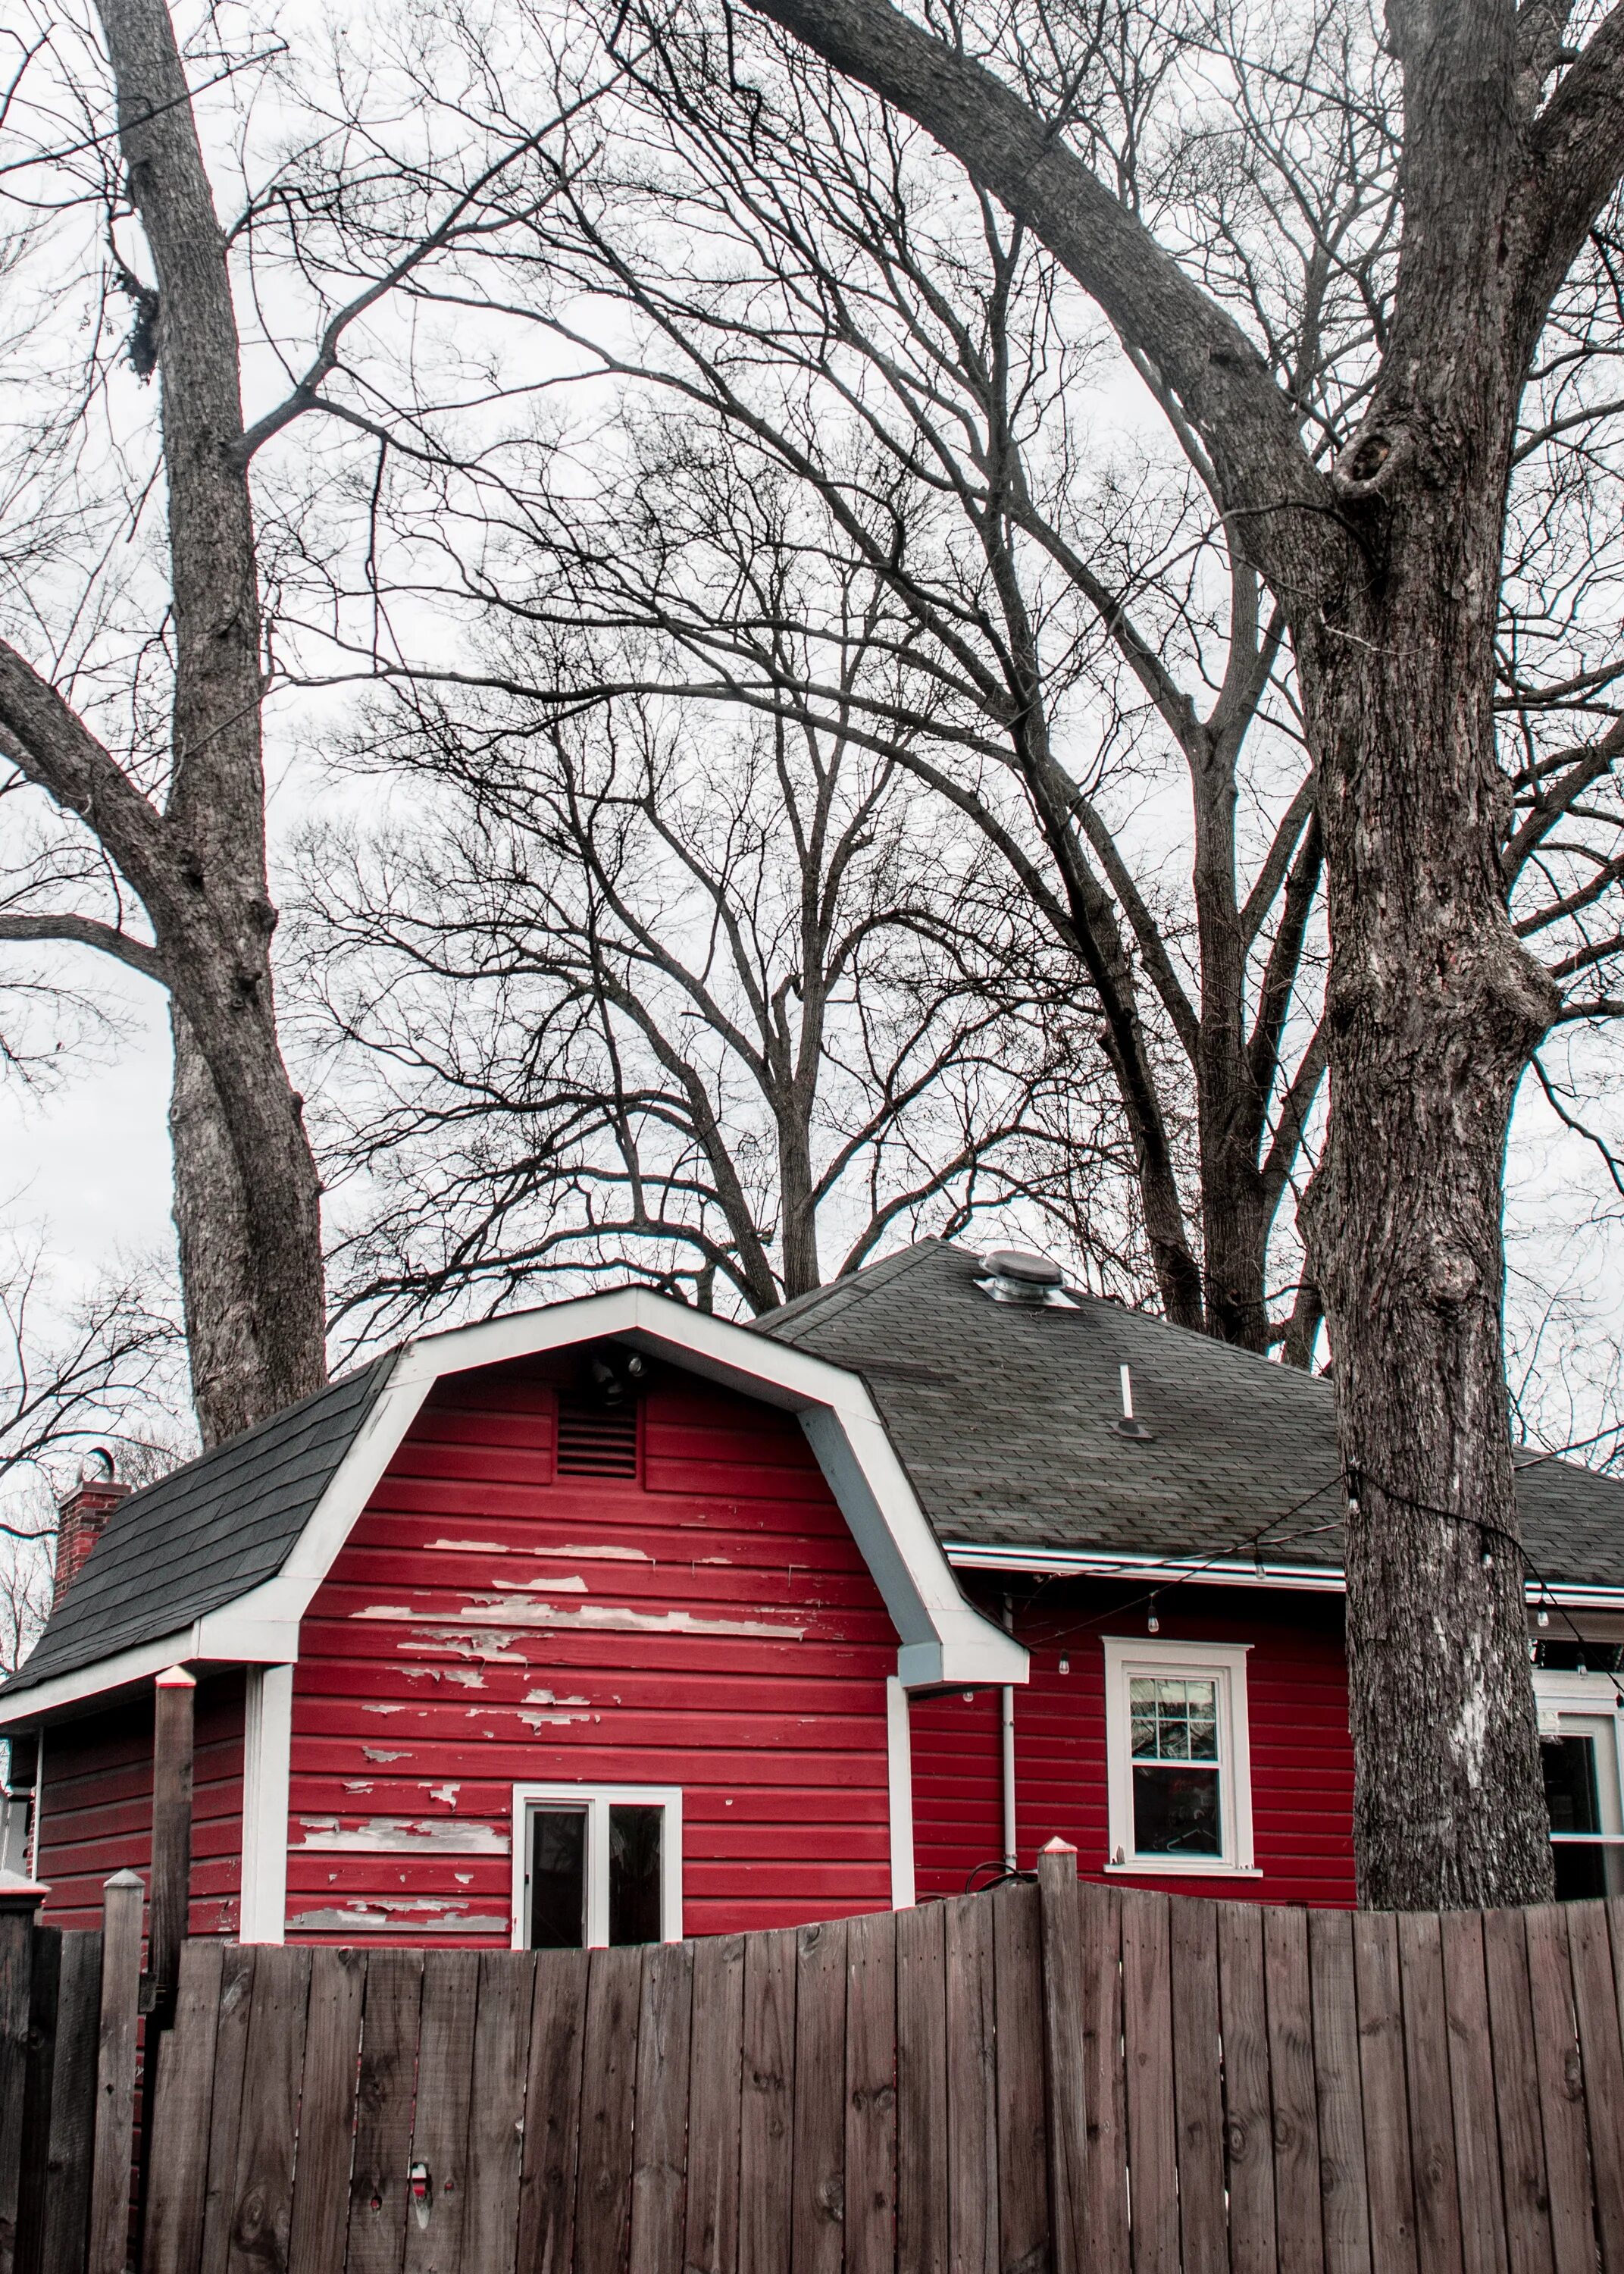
xmin=1104 ymin=1859 xmax=1263 ymax=1879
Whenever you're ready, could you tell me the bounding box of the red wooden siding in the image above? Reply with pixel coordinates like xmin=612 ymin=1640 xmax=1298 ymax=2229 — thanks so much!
xmin=909 ymin=1585 xmax=1356 ymax=1907
xmin=286 ymin=1354 xmax=900 ymax=1943
xmin=35 ymin=1671 xmax=246 ymax=1933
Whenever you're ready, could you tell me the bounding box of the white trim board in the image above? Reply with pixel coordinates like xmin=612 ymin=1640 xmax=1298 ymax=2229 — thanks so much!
xmin=887 ymin=1674 xmax=915 ymax=1911
xmin=239 ymin=1664 xmax=292 ymax=1944
xmin=5 ymin=1288 xmax=1024 ymax=1728
xmin=947 ymin=1540 xmax=1624 ymax=1613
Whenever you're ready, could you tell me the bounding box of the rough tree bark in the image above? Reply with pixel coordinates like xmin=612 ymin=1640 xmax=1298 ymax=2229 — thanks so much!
xmin=740 ymin=0 xmax=1624 ymax=1906
xmin=0 ymin=0 xmax=327 ymax=1443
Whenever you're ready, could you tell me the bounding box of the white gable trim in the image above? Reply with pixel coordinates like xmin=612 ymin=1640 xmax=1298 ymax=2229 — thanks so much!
xmin=4 ymin=1289 xmax=1024 ymax=1726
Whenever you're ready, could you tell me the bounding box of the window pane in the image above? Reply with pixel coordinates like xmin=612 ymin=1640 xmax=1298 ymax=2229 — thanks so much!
xmin=1132 ymin=1764 xmax=1222 ymax=1857
xmin=1188 ymin=1717 xmax=1219 ymax=1761
xmin=1553 ymin=1842 xmax=1610 ymax=1900
xmin=530 ymin=1808 xmax=587 ymax=1948
xmin=1543 ymin=1735 xmax=1602 ymax=1835
xmin=1129 ymin=1677 xmax=1156 ymax=1707
xmin=1131 ymin=1714 xmax=1158 ymax=1757
xmin=609 ymin=1804 xmax=663 ymax=1946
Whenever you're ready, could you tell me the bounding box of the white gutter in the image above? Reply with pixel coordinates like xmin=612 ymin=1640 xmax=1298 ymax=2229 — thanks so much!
xmin=944 ymin=1540 xmax=1624 ymax=1612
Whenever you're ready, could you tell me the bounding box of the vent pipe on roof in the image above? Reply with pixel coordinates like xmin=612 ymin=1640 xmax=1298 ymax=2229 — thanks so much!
xmin=1115 ymin=1364 xmax=1156 ymax=1442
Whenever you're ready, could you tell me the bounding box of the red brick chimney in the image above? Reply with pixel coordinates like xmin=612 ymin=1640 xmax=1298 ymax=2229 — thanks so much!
xmin=53 ymin=1458 xmax=133 ymax=1605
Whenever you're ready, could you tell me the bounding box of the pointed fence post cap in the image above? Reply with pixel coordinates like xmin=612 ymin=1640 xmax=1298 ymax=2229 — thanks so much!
xmin=0 ymin=1866 xmax=48 ymax=1916
xmin=155 ymin=1665 xmax=196 ymax=1689
xmin=1040 ymin=1837 xmax=1078 ymax=1856
xmin=104 ymin=1868 xmax=145 ymax=1889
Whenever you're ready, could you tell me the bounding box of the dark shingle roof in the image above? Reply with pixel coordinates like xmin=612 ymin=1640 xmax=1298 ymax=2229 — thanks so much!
xmin=761 ymin=1240 xmax=1624 ymax=1590
xmin=11 ymin=1242 xmax=1624 ymax=1708
xmin=2 ymin=1355 xmax=393 ymax=1699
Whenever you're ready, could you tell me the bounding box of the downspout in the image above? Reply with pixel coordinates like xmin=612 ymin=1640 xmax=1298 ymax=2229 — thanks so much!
xmin=1001 ymin=1596 xmax=1017 ymax=1874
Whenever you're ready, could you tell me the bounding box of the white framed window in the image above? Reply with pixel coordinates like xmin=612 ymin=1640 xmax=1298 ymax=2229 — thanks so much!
xmin=511 ymin=1782 xmax=682 ymax=1950
xmin=1103 ymin=1637 xmax=1258 ymax=1877
xmin=1535 ymin=1670 xmax=1624 ymax=1900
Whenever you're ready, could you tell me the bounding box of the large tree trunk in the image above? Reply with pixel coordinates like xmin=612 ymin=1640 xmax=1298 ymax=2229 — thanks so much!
xmin=1300 ymin=0 xmax=1556 ymax=1905
xmin=1304 ymin=576 xmax=1555 ymax=1903
xmin=98 ymin=0 xmax=327 ymax=1443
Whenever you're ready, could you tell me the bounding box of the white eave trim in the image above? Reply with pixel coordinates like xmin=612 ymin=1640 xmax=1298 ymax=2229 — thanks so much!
xmin=5 ymin=1287 xmax=1024 ymax=1724
xmin=944 ymin=1539 xmax=1624 ymax=1612
xmin=0 ymin=1613 xmax=300 ymax=1728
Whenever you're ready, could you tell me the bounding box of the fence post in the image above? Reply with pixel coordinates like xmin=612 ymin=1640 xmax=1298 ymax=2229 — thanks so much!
xmin=0 ymin=1870 xmax=47 ymax=2274
xmin=146 ymin=1668 xmax=195 ymax=2022
xmin=86 ymin=1872 xmax=142 ymax=2274
xmin=1037 ymin=1838 xmax=1085 ymax=2274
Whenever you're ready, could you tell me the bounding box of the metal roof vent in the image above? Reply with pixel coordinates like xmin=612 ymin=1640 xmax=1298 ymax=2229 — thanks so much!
xmin=977 ymin=1248 xmax=1077 ymax=1307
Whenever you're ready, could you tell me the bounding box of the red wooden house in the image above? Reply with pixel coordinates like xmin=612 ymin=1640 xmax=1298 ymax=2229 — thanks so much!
xmin=4 ymin=1239 xmax=1622 ymax=1947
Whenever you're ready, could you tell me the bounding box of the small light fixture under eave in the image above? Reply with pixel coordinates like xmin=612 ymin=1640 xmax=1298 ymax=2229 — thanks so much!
xmin=1115 ymin=1362 xmax=1156 ymax=1441
xmin=976 ymin=1248 xmax=1079 ymax=1308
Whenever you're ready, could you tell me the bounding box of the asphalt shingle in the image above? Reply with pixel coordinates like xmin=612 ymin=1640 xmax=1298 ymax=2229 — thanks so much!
xmin=761 ymin=1239 xmax=1624 ymax=1590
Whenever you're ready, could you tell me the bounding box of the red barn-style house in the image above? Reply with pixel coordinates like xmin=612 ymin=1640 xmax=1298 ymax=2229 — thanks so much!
xmin=5 ymin=1239 xmax=1624 ymax=1947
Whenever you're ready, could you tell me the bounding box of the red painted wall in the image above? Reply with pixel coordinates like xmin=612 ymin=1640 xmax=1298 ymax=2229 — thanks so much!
xmin=910 ymin=1585 xmax=1356 ymax=1908
xmin=285 ymin=1355 xmax=900 ymax=1942
xmin=35 ymin=1671 xmax=246 ymax=1934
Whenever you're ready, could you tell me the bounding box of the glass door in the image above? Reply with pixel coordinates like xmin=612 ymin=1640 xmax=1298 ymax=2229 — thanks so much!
xmin=1541 ymin=1711 xmax=1624 ymax=1898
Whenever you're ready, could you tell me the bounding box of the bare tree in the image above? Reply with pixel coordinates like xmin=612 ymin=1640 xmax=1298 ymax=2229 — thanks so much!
xmin=296 ymin=571 xmax=1134 ymax=1336
xmin=0 ymin=0 xmax=605 ymax=1442
xmin=0 ymin=1229 xmax=189 ymax=1674
xmin=657 ymin=0 xmax=1624 ymax=1907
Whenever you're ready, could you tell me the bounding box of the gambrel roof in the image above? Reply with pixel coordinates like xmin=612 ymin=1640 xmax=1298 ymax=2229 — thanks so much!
xmin=8 ymin=1239 xmax=1623 ymax=1719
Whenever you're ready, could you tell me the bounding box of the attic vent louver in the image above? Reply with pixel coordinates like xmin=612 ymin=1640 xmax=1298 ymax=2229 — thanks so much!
xmin=557 ymin=1397 xmax=640 ymax=1478
xmin=977 ymin=1248 xmax=1078 ymax=1308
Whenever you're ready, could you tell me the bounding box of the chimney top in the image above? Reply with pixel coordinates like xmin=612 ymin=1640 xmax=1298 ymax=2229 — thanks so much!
xmin=53 ymin=1458 xmax=134 ymax=1607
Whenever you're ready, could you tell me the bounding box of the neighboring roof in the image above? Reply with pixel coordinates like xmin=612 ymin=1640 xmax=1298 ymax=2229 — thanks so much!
xmin=1 ymin=1357 xmax=394 ymax=1701
xmin=761 ymin=1240 xmax=1624 ymax=1594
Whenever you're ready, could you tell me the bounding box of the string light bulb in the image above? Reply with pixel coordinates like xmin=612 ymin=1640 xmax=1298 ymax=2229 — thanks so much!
xmin=1537 ymin=1606 xmax=1550 ymax=1628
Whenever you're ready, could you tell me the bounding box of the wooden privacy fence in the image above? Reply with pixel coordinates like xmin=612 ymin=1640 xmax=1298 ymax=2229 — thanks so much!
xmin=138 ymin=1850 xmax=1624 ymax=2274
xmin=0 ymin=1869 xmax=144 ymax=2274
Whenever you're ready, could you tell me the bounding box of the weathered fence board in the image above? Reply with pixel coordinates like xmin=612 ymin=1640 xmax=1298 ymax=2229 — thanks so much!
xmin=132 ymin=1869 xmax=1624 ymax=2274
